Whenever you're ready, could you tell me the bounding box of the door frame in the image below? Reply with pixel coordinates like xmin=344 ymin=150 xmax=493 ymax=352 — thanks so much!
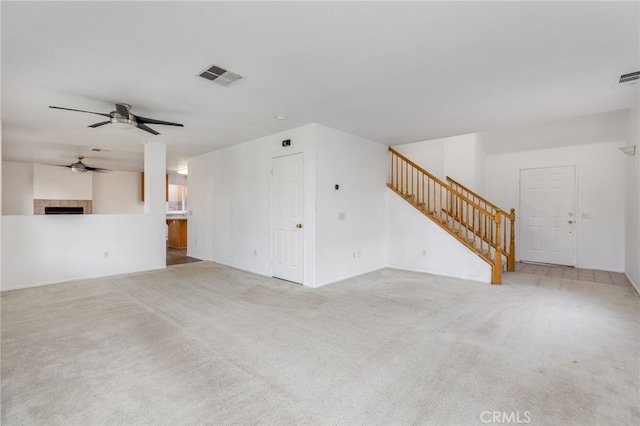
xmin=518 ymin=164 xmax=578 ymax=266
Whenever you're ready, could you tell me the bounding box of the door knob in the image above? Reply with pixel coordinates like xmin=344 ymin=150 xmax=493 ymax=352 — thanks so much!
xmin=296 ymin=223 xmax=303 ymax=229
xmin=568 ymin=220 xmax=574 ymax=224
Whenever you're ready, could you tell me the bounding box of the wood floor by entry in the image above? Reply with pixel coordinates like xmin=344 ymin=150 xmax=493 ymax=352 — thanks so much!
xmin=166 ymin=245 xmax=201 ymax=266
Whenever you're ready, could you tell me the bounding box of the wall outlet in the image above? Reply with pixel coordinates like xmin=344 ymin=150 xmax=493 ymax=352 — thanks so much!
xmin=353 ymin=251 xmax=356 ymax=259
xmin=421 ymin=249 xmax=426 ymax=256
xmin=103 ymin=251 xmax=110 ymax=259
xmin=194 ymin=239 xmax=197 ymax=246
xmin=253 ymin=249 xmax=257 ymax=256
xmin=338 ymin=212 xmax=346 ymax=220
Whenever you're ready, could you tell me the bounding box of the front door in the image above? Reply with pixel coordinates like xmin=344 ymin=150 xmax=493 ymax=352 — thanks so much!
xmin=520 ymin=166 xmax=576 ymax=266
xmin=272 ymin=153 xmax=304 ymax=284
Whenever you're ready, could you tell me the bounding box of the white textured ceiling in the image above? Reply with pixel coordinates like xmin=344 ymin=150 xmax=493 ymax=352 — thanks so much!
xmin=2 ymin=1 xmax=638 ymax=172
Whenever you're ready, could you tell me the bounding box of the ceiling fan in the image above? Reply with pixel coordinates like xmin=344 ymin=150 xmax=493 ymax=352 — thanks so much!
xmin=49 ymin=103 xmax=184 ymax=135
xmin=57 ymin=157 xmax=111 ymax=173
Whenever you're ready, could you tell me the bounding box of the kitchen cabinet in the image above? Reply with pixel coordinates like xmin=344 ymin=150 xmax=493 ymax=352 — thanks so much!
xmin=167 ymin=219 xmax=187 ymax=249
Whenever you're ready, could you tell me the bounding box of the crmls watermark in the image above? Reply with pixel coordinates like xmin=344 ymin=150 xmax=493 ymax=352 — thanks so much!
xmin=480 ymin=411 xmax=531 ymax=424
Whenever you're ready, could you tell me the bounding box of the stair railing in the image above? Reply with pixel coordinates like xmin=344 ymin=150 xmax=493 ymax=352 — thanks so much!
xmin=446 ymin=176 xmax=515 ymax=272
xmin=388 ymin=147 xmax=507 ymax=284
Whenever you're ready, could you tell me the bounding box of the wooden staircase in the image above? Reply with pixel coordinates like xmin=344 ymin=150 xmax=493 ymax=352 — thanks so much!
xmin=388 ymin=147 xmax=515 ymax=284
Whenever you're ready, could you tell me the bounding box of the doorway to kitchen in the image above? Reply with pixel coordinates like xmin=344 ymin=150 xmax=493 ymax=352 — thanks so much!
xmin=166 ymin=176 xmax=200 ymax=266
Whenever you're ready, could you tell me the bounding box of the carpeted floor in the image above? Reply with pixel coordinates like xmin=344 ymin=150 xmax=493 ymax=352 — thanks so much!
xmin=1 ymin=263 xmax=638 ymax=425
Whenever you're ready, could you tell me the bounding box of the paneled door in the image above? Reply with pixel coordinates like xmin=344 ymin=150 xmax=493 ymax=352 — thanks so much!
xmin=272 ymin=153 xmax=304 ymax=284
xmin=520 ymin=166 xmax=576 ymax=266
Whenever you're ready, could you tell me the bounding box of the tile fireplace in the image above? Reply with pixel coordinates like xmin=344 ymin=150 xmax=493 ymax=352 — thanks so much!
xmin=34 ymin=199 xmax=92 ymax=215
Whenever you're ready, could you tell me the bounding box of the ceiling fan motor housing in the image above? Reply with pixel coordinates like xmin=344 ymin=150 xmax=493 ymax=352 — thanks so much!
xmin=110 ymin=111 xmax=138 ymax=128
xmin=71 ymin=162 xmax=87 ymax=173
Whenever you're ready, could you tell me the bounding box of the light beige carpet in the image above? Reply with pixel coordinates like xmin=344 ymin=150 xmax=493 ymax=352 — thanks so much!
xmin=2 ymin=262 xmax=639 ymax=425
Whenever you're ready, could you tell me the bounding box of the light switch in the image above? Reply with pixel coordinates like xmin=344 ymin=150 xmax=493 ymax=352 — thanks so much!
xmin=338 ymin=212 xmax=346 ymax=220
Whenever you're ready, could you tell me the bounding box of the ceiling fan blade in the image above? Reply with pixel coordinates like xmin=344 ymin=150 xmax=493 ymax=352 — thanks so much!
xmin=137 ymin=122 xmax=160 ymax=135
xmin=49 ymin=106 xmax=111 ymax=117
xmin=88 ymin=120 xmax=111 ymax=128
xmin=86 ymin=166 xmax=112 ymax=173
xmin=115 ymin=103 xmax=130 ymax=118
xmin=56 ymin=165 xmax=73 ymax=168
xmin=136 ymin=115 xmax=184 ymax=127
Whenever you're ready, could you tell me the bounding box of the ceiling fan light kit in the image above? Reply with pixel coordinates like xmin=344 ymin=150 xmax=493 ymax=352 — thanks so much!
xmin=58 ymin=157 xmax=111 ymax=173
xmin=49 ymin=103 xmax=184 ymax=135
xmin=71 ymin=163 xmax=88 ymax=173
xmin=110 ymin=116 xmax=137 ymax=129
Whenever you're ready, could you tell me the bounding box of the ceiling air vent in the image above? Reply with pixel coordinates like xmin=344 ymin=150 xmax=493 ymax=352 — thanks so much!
xmin=619 ymin=71 xmax=639 ymax=85
xmin=198 ymin=64 xmax=243 ymax=87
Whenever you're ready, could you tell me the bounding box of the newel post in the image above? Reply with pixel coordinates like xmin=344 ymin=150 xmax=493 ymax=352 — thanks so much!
xmin=492 ymin=213 xmax=502 ymax=285
xmin=508 ymin=208 xmax=516 ymax=272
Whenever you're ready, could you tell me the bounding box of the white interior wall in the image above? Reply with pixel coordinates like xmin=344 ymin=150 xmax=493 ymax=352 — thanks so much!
xmin=392 ymin=138 xmax=445 ymax=179
xmin=392 ymin=133 xmax=484 ymax=192
xmin=1 ymin=143 xmax=2 ymax=288
xmin=187 ymin=124 xmax=317 ymax=284
xmin=3 ymin=162 xmax=145 ymax=215
xmin=168 ymin=172 xmax=188 ymax=186
xmin=1 ymin=215 xmax=163 ymax=290
xmin=1 ymin=144 xmax=167 ymax=291
xmin=443 ymin=133 xmax=480 ymax=191
xmin=2 ymin=161 xmax=33 ymax=215
xmin=3 ymin=111 xmax=634 ymax=291
xmin=33 ymin=163 xmax=92 ymax=200
xmin=480 ymin=109 xmax=629 ymax=154
xmin=387 ymin=188 xmax=492 ymax=282
xmin=474 ymin=136 xmax=486 ymax=194
xmin=314 ymin=125 xmax=387 ymax=286
xmin=92 ymin=171 xmax=144 ymax=214
xmin=485 ymin=141 xmax=626 ymax=272
xmin=624 ymin=108 xmax=639 ymax=291
xmin=186 ymin=152 xmax=216 ymax=262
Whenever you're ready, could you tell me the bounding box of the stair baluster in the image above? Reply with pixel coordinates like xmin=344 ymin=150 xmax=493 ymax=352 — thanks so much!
xmin=388 ymin=147 xmax=516 ymax=284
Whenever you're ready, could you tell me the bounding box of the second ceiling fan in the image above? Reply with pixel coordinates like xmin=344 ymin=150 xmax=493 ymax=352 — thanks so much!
xmin=49 ymin=103 xmax=184 ymax=135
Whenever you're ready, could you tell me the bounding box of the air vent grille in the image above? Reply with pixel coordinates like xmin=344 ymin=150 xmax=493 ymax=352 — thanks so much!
xmin=198 ymin=64 xmax=244 ymax=87
xmin=619 ymin=71 xmax=639 ymax=84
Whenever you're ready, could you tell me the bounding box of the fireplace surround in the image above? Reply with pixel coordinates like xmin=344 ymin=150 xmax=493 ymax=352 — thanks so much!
xmin=34 ymin=199 xmax=92 ymax=215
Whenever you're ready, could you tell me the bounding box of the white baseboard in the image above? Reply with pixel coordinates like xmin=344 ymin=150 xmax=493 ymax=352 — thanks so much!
xmin=0 ymin=266 xmax=167 ymax=293
xmin=386 ymin=264 xmax=490 ymax=284
xmin=309 ymin=266 xmax=388 ymax=288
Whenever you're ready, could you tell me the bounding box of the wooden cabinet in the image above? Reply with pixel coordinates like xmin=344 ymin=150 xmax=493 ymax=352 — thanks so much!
xmin=167 ymin=219 xmax=187 ymax=249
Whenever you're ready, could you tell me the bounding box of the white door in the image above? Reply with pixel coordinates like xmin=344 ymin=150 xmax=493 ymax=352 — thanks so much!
xmin=272 ymin=153 xmax=304 ymax=284
xmin=520 ymin=166 xmax=576 ymax=266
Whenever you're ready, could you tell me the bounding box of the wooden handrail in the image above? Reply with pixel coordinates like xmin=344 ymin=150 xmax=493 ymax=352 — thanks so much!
xmin=391 ymin=148 xmax=449 ymax=189
xmin=446 ymin=174 xmax=516 ymax=274
xmin=446 ymin=175 xmax=502 ymax=214
xmin=388 ymin=147 xmax=516 ymax=284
